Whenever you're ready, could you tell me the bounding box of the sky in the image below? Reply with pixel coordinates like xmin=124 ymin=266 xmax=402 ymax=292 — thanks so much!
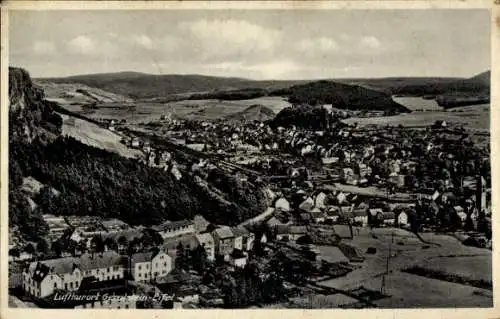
xmin=9 ymin=10 xmax=491 ymax=80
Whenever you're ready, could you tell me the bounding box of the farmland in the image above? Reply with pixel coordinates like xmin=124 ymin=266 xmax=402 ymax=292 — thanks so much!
xmin=319 ymin=228 xmax=492 ymax=308
xmin=60 ymin=114 xmax=142 ymax=158
xmin=344 ymin=103 xmax=489 ymax=131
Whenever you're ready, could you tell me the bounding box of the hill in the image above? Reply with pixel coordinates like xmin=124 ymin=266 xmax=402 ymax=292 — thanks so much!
xmin=435 ymin=71 xmax=490 ymax=108
xmin=388 ymin=70 xmax=490 ymax=97
xmin=270 ymin=80 xmax=410 ymax=114
xmin=9 ymin=67 xmax=269 ymax=242
xmin=225 ymin=104 xmax=276 ymax=122
xmin=37 ymin=73 xmax=307 ymax=100
xmin=35 ymin=81 xmax=133 ymax=106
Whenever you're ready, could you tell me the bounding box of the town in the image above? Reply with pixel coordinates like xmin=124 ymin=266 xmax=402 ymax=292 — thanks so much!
xmin=9 ymin=104 xmax=492 ymax=309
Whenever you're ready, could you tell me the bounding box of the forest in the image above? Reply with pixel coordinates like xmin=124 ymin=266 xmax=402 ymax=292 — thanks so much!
xmin=9 ymin=135 xmax=267 ymax=241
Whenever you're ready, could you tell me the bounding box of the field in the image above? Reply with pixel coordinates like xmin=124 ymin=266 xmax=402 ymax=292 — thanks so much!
xmin=319 ymin=227 xmax=492 ymax=308
xmin=60 ymin=114 xmax=142 ymax=158
xmin=405 ymin=255 xmax=492 ymax=285
xmin=57 ymin=96 xmax=291 ymax=124
xmin=344 ymin=103 xmax=489 ymax=131
xmin=392 ymin=96 xmax=442 ymax=111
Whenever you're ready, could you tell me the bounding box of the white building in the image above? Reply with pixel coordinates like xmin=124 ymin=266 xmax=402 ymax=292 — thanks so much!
xmin=152 ymin=220 xmax=195 ymax=240
xmin=131 ymin=250 xmax=172 ymax=282
xmin=22 ymin=252 xmax=125 ymax=299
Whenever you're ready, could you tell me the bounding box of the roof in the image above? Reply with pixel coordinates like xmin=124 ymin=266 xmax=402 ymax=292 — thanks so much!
xmin=195 ymin=233 xmax=214 ymax=245
xmin=101 ymin=219 xmax=129 ymax=230
xmin=213 ymin=226 xmax=234 ymax=239
xmin=332 ymin=225 xmax=352 ymax=239
xmin=352 ymin=209 xmax=367 ymax=217
xmin=79 ymin=251 xmax=125 ymax=271
xmin=275 ymin=225 xmax=307 ymax=235
xmin=103 ymin=228 xmax=143 ymax=243
xmin=152 ymin=219 xmax=193 ymax=232
xmin=231 ymin=226 xmax=250 ymax=238
xmin=35 ymin=256 xmax=79 ymax=277
xmin=32 ymin=262 xmax=51 ymax=283
xmin=310 ymin=208 xmax=324 ymax=219
xmin=132 ymin=251 xmax=155 ymax=263
xmin=299 ymin=197 xmax=315 ymax=212
xmin=369 ymin=208 xmax=383 ymax=216
xmin=275 ymin=198 xmax=291 ymax=211
xmin=382 ymin=212 xmax=395 ymax=219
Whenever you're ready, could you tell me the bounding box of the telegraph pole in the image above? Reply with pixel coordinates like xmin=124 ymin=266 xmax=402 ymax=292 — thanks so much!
xmin=381 ymin=232 xmax=394 ymax=294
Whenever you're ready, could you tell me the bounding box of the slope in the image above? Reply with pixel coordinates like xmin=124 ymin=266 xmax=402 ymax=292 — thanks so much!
xmin=225 ymin=104 xmax=276 ymax=122
xmin=10 ymin=67 xmax=272 ymax=243
xmin=37 ymin=73 xmax=307 ymax=99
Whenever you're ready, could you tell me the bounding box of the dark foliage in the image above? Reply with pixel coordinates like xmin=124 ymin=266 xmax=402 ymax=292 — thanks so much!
xmin=270 ymin=105 xmax=336 ymax=130
xmin=270 ymin=80 xmax=410 ymax=114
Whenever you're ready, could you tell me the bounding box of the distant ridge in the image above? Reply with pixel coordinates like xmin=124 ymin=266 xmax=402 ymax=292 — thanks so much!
xmin=36 ymin=70 xmax=489 ymax=102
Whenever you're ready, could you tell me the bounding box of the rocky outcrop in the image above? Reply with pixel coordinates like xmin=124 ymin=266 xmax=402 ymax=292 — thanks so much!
xmin=9 ymin=67 xmax=62 ymax=143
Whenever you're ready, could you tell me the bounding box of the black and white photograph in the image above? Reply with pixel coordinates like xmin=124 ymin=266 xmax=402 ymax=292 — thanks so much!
xmin=4 ymin=4 xmax=494 ymax=311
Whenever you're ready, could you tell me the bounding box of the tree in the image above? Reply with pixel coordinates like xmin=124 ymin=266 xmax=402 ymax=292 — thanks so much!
xmin=36 ymin=239 xmax=49 ymax=255
xmin=51 ymin=240 xmax=63 ymax=257
xmin=117 ymin=236 xmax=128 ymax=253
xmin=104 ymin=237 xmax=118 ymax=252
xmin=192 ymin=245 xmax=208 ymax=273
xmin=9 ymin=248 xmax=20 ymax=260
xmin=25 ymin=243 xmax=36 ymax=255
xmin=91 ymin=235 xmax=105 ymax=253
xmin=176 ymin=242 xmax=186 ymax=270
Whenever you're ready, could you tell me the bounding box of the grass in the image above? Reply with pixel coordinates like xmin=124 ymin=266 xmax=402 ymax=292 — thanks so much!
xmin=318 ymin=227 xmax=492 ymax=307
xmin=60 ymin=114 xmax=142 ymax=159
xmin=344 ymin=105 xmax=489 ymax=131
xmin=402 ymin=255 xmax=492 ymax=288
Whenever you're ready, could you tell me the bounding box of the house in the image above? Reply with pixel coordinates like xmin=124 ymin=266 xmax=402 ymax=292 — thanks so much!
xmin=275 ymin=225 xmax=307 ymax=242
xmin=191 ymin=233 xmax=215 ymax=261
xmin=336 ymin=192 xmax=347 ymax=205
xmin=382 ymin=212 xmax=396 ymax=225
xmin=352 ymin=209 xmax=368 ymax=226
xmin=230 ymin=226 xmax=255 ymax=252
xmin=275 ymin=197 xmax=291 ymax=212
xmin=22 ymin=251 xmax=125 ymax=299
xmin=341 ymin=168 xmax=355 ymax=184
xmin=101 ymin=219 xmax=129 ymax=232
xmin=229 ymin=250 xmax=248 ymax=268
xmin=78 ymin=252 xmax=126 ymax=282
xmin=131 ymin=249 xmax=172 ymax=282
xmin=314 ymin=192 xmax=328 ymax=209
xmin=212 ymin=226 xmax=234 ymax=257
xmin=358 ymin=164 xmax=372 ymax=178
xmin=131 ymin=137 xmax=140 ymax=148
xmin=152 ymin=220 xmax=195 ymax=240
xmin=397 ymin=212 xmax=410 ymax=227
xmin=454 ymin=206 xmax=467 ymax=222
xmin=310 ymin=207 xmax=325 ymax=224
xmin=298 ymin=197 xmax=315 ymax=213
xmin=325 ymin=207 xmax=341 ymax=223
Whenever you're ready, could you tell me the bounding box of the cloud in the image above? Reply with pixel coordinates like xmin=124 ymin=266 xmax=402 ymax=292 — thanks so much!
xmin=67 ymin=35 xmax=96 ymax=55
xmin=33 ymin=40 xmax=56 ymax=55
xmin=360 ymin=36 xmax=381 ymax=49
xmin=298 ymin=37 xmax=339 ymax=54
xmin=178 ymin=19 xmax=282 ymax=62
xmin=132 ymin=34 xmax=153 ymax=50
